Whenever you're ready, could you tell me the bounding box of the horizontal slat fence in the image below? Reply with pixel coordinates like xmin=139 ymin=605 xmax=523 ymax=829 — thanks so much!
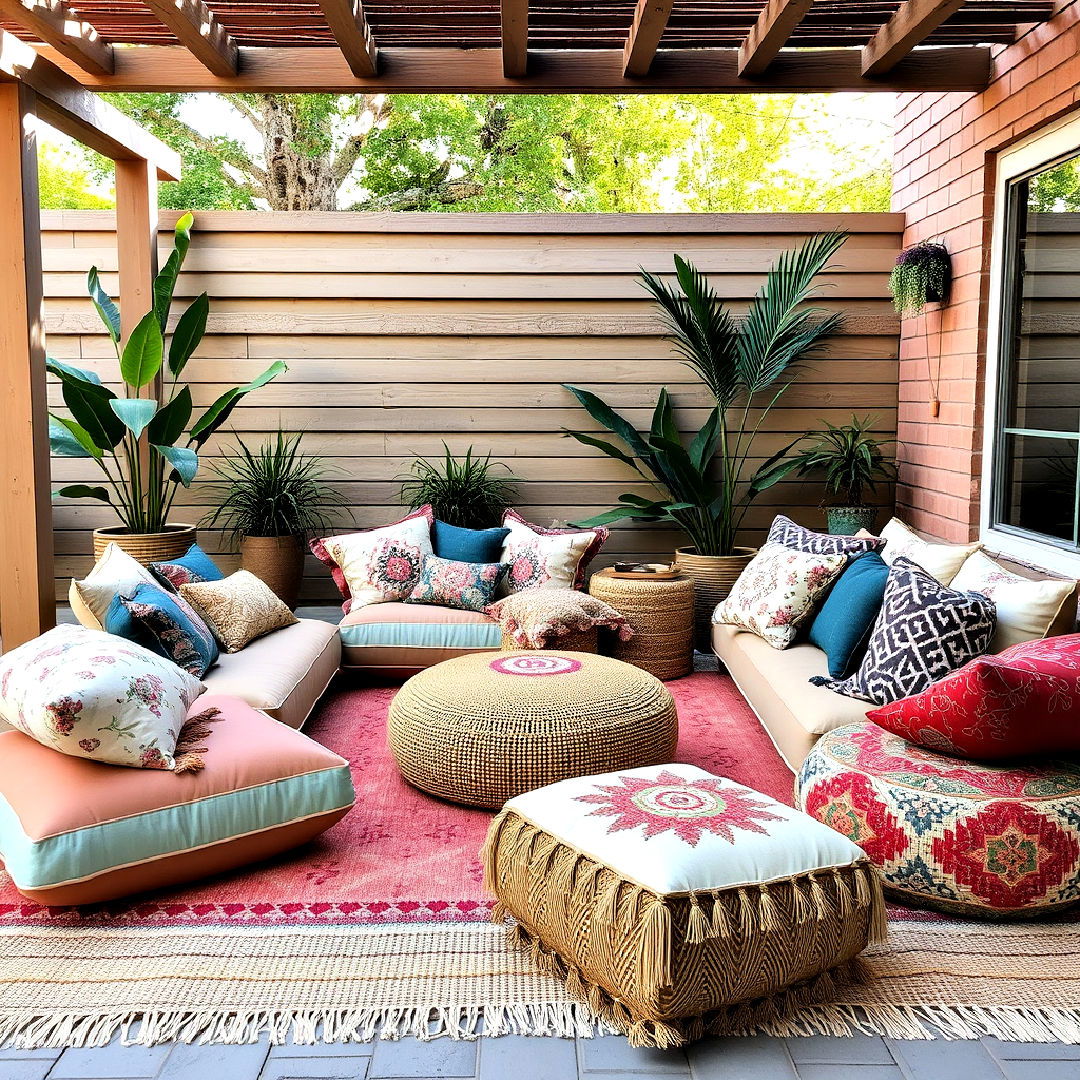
xmin=44 ymin=211 xmax=903 ymax=602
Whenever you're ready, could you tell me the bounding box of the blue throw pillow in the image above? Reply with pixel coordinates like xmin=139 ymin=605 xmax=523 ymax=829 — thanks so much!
xmin=149 ymin=543 xmax=224 ymax=590
xmin=807 ymin=551 xmax=889 ymax=679
xmin=432 ymin=520 xmax=510 ymax=564
xmin=117 ymin=582 xmax=219 ymax=677
xmin=103 ymin=593 xmax=165 ymax=655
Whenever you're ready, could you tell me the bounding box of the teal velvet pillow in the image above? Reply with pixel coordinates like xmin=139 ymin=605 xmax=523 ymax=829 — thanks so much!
xmin=432 ymin=520 xmax=510 ymax=564
xmin=149 ymin=543 xmax=224 ymax=590
xmin=807 ymin=551 xmax=889 ymax=679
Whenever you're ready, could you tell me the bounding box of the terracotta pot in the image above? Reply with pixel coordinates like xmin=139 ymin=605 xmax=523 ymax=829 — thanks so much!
xmin=93 ymin=524 xmax=197 ymax=566
xmin=826 ymin=506 xmax=878 ymax=536
xmin=240 ymin=534 xmax=306 ymax=609
xmin=674 ymin=545 xmax=757 ymax=650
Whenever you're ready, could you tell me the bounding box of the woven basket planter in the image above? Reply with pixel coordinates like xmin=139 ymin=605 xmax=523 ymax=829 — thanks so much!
xmin=500 ymin=626 xmax=598 ymax=653
xmin=92 ymin=524 xmax=197 ymax=566
xmin=241 ymin=534 xmax=306 ymax=609
xmin=674 ymin=547 xmax=755 ymax=650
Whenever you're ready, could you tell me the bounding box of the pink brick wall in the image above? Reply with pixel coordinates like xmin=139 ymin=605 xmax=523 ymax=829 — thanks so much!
xmin=890 ymin=0 xmax=1080 ymax=542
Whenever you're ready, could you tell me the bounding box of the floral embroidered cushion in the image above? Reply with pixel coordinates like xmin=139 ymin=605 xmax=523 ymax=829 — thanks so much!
xmin=767 ymin=514 xmax=884 ymax=558
xmin=149 ymin=543 xmax=225 ymax=590
xmin=499 ymin=510 xmax=607 ymax=595
xmin=873 ymin=517 xmax=982 ymax=585
xmin=180 ymin=571 xmax=298 ymax=653
xmin=118 ymin=582 xmax=219 ymax=677
xmin=69 ymin=543 xmax=158 ymax=631
xmin=949 ymin=549 xmax=1075 ymax=653
xmin=712 ymin=543 xmax=847 ymax=650
xmin=406 ymin=554 xmax=506 ymax=612
xmin=866 ymin=634 xmax=1080 ymax=759
xmin=0 ymin=625 xmax=206 ymax=772
xmin=311 ymin=506 xmax=434 ymax=613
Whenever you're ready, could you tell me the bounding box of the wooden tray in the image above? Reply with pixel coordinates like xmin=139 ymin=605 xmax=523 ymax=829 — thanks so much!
xmin=598 ymin=563 xmax=681 ymax=580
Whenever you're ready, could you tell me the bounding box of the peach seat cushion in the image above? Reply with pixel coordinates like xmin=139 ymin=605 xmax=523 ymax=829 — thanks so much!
xmin=0 ymin=694 xmax=355 ymax=906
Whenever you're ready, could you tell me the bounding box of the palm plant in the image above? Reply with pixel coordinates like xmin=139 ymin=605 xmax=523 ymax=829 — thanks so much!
xmin=794 ymin=416 xmax=895 ymax=507
xmin=399 ymin=444 xmax=519 ymax=528
xmin=565 ymin=232 xmax=848 ymax=555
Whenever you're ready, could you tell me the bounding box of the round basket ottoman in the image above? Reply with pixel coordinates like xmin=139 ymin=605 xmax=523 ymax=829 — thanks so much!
xmin=499 ymin=626 xmax=598 ymax=653
xmin=388 ymin=652 xmax=679 ymax=808
xmin=797 ymin=721 xmax=1080 ymax=918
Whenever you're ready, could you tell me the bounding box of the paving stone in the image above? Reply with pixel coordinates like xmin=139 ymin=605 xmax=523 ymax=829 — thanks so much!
xmin=0 ymin=1060 xmax=58 ymax=1080
xmin=0 ymin=1048 xmax=62 ymax=1060
xmin=985 ymin=1039 xmax=1080 ymax=1061
xmin=159 ymin=1040 xmax=270 ymax=1080
xmin=888 ymin=1038 xmax=1008 ymax=1080
xmin=271 ymin=1040 xmax=376 ymax=1058
xmin=785 ymin=1034 xmax=895 ymax=1065
xmin=687 ymin=1037 xmax=796 ymax=1080
xmin=368 ymin=1037 xmax=478 ymax=1079
xmin=578 ymin=1034 xmax=689 ymax=1075
xmin=48 ymin=1039 xmax=172 ymax=1079
xmin=475 ymin=1035 xmax=576 ymax=1080
xmin=259 ymin=1059 xmax=369 ymax=1080
xmin=796 ymin=1066 xmax=906 ymax=1080
xmin=999 ymin=1063 xmax=1080 ymax=1080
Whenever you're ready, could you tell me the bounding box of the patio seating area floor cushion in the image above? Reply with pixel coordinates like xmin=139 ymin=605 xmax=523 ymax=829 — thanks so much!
xmin=388 ymin=651 xmax=679 ymax=808
xmin=483 ymin=763 xmax=887 ymax=1049
xmin=797 ymin=721 xmax=1080 ymax=918
xmin=0 ymin=694 xmax=355 ymax=906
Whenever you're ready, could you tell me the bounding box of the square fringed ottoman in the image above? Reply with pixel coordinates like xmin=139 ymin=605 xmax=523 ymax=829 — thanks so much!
xmin=482 ymin=764 xmax=887 ymax=1048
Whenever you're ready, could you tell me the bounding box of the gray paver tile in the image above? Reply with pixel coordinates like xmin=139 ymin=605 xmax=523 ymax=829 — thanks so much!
xmin=0 ymin=1048 xmax=61 ymax=1061
xmin=785 ymin=1034 xmax=895 ymax=1065
xmin=985 ymin=1039 xmax=1080 ymax=1061
xmin=0 ymin=1060 xmax=57 ymax=1080
xmin=999 ymin=1063 xmax=1080 ymax=1080
xmin=796 ymin=1067 xmax=905 ymax=1080
xmin=259 ymin=1059 xmax=369 ymax=1080
xmin=271 ymin=1040 xmax=376 ymax=1059
xmin=888 ymin=1038 xmax=1007 ymax=1080
xmin=578 ymin=1034 xmax=688 ymax=1075
xmin=47 ymin=1039 xmax=172 ymax=1079
xmin=687 ymin=1037 xmax=796 ymax=1080
xmin=476 ymin=1035 xmax=576 ymax=1080
xmin=368 ymin=1037 xmax=478 ymax=1079
xmin=159 ymin=1040 xmax=270 ymax=1080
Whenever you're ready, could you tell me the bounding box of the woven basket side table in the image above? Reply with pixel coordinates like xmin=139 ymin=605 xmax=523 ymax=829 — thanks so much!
xmin=588 ymin=571 xmax=694 ymax=680
xmin=500 ymin=627 xmax=598 ymax=653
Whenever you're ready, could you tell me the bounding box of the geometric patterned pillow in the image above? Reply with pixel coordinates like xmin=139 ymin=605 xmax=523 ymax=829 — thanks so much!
xmin=810 ymin=556 xmax=996 ymax=705
xmin=767 ymin=514 xmax=885 ymax=558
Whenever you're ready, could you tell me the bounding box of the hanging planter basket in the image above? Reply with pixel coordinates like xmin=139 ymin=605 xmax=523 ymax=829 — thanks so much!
xmin=889 ymin=241 xmax=953 ymax=315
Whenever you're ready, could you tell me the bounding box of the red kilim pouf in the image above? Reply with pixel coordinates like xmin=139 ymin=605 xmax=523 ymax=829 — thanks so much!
xmin=796 ymin=722 xmax=1080 ymax=918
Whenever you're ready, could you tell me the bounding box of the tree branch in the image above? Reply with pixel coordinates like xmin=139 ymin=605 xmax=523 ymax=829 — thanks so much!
xmin=355 ymin=178 xmax=483 ymax=212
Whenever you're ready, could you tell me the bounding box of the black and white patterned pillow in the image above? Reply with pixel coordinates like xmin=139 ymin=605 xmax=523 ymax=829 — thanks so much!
xmin=767 ymin=514 xmax=884 ymax=558
xmin=810 ymin=556 xmax=996 ymax=705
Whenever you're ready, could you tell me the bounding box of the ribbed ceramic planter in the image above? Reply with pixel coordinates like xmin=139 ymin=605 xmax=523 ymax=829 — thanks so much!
xmin=92 ymin=524 xmax=196 ymax=566
xmin=240 ymin=534 xmax=306 ymax=609
xmin=826 ymin=506 xmax=878 ymax=536
xmin=674 ymin=546 xmax=756 ymax=650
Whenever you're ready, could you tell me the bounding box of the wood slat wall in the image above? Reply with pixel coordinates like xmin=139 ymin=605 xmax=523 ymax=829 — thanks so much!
xmin=43 ymin=211 xmax=903 ymax=602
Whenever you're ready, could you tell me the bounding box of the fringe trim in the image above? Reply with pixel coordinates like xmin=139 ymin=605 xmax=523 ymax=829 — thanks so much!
xmin=171 ymin=708 xmax=223 ymax=774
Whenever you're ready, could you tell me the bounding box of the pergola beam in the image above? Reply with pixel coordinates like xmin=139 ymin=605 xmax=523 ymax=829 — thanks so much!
xmin=862 ymin=0 xmax=968 ymax=76
xmin=37 ymin=43 xmax=993 ymax=92
xmin=0 ymin=0 xmax=112 ymax=76
xmin=623 ymin=0 xmax=675 ymax=77
xmin=500 ymin=0 xmax=528 ymax=77
xmin=140 ymin=0 xmax=238 ymax=77
xmin=318 ymin=0 xmax=378 ymax=78
xmin=738 ymin=0 xmax=815 ymax=77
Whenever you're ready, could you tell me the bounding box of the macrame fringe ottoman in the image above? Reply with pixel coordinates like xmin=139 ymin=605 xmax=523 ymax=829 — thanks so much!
xmin=482 ymin=764 xmax=887 ymax=1048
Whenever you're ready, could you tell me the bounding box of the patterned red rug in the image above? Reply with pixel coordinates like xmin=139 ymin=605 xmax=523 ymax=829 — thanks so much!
xmin=0 ymin=669 xmax=794 ymax=927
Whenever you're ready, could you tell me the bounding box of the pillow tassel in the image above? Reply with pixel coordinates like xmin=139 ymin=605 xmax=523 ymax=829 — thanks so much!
xmin=171 ymin=707 xmax=223 ymax=774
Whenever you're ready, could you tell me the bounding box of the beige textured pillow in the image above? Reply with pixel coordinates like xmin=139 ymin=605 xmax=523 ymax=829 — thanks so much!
xmin=180 ymin=571 xmax=298 ymax=652
xmin=873 ymin=518 xmax=981 ymax=585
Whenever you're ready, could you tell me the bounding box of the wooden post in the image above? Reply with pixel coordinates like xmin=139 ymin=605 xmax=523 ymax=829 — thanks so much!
xmin=0 ymin=82 xmax=55 ymax=650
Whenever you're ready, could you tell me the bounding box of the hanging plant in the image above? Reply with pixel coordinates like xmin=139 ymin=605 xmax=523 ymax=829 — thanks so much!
xmin=889 ymin=240 xmax=953 ymax=315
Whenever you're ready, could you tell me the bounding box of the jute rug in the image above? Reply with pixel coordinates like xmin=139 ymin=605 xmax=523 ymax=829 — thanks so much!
xmin=1 ymin=672 xmax=1078 ymax=1046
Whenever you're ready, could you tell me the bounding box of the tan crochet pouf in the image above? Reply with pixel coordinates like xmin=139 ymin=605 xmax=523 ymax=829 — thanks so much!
xmin=483 ymin=764 xmax=887 ymax=1049
xmin=388 ymin=652 xmax=678 ymax=808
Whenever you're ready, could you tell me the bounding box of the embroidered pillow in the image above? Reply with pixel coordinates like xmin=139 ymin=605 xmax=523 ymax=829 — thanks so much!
xmin=432 ymin=520 xmax=510 ymax=563
xmin=180 ymin=571 xmax=298 ymax=653
xmin=70 ymin=543 xmax=158 ymax=631
xmin=949 ymin=549 xmax=1075 ymax=653
xmin=810 ymin=556 xmax=996 ymax=706
xmin=867 ymin=633 xmax=1080 ymax=759
xmin=406 ymin=555 xmax=506 ymax=612
xmin=119 ymin=582 xmax=219 ymax=677
xmin=767 ymin=514 xmax=884 ymax=558
xmin=712 ymin=543 xmax=847 ymax=650
xmin=500 ymin=510 xmax=607 ymax=595
xmin=311 ymin=506 xmax=434 ymax=613
xmin=0 ymin=625 xmax=207 ymax=772
xmin=874 ymin=517 xmax=981 ymax=585
xmin=149 ymin=543 xmax=224 ymax=590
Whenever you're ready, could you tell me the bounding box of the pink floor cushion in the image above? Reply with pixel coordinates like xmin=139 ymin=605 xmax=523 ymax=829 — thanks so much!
xmin=796 ymin=721 xmax=1080 ymax=918
xmin=0 ymin=694 xmax=355 ymax=906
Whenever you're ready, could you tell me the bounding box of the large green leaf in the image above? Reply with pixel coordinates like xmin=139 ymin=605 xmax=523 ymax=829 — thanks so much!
xmin=688 ymin=407 xmax=722 ymax=472
xmin=562 ymin=429 xmax=639 ymax=471
xmin=153 ymin=213 xmax=194 ymax=330
xmin=562 ymin=384 xmax=650 ymax=457
xmin=147 ymin=387 xmax=192 ymax=446
xmin=189 ymin=361 xmax=287 ymax=445
xmin=168 ymin=293 xmax=208 ymax=377
xmin=120 ymin=311 xmax=164 ymax=390
xmin=87 ymin=268 xmax=120 ymax=344
xmin=55 ymin=484 xmax=111 ymax=503
xmin=58 ymin=374 xmax=124 ymax=450
xmin=153 ymin=444 xmax=198 ymax=486
xmin=110 ymin=397 xmax=158 ymax=439
xmin=49 ymin=415 xmax=98 ymax=458
xmin=46 ymin=358 xmax=102 ymax=386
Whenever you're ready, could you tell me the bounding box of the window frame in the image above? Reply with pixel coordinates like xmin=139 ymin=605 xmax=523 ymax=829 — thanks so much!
xmin=981 ymin=110 xmax=1080 ymax=575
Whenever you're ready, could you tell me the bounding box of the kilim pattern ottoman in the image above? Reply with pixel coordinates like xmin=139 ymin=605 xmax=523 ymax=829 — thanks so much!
xmin=482 ymin=764 xmax=886 ymax=1048
xmin=797 ymin=722 xmax=1080 ymax=918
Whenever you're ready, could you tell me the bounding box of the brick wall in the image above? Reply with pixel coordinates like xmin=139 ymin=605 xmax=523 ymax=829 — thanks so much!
xmin=890 ymin=0 xmax=1080 ymax=542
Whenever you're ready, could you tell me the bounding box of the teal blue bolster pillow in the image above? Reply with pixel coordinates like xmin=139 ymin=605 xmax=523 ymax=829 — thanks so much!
xmin=432 ymin=520 xmax=510 ymax=563
xmin=807 ymin=551 xmax=889 ymax=679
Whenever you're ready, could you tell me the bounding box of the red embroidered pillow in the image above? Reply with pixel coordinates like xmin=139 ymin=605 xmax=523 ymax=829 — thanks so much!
xmin=867 ymin=633 xmax=1080 ymax=759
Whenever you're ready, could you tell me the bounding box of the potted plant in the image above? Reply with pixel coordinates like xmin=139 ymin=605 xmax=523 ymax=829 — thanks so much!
xmin=792 ymin=415 xmax=896 ymax=535
xmin=399 ymin=444 xmax=519 ymax=528
xmin=200 ymin=431 xmax=349 ymax=608
xmin=48 ymin=214 xmax=286 ymax=563
xmin=565 ymin=232 xmax=847 ymax=645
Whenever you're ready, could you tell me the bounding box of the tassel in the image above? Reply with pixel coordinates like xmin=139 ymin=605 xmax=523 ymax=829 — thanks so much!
xmin=586 ymin=980 xmax=607 ymax=1015
xmin=737 ymin=887 xmax=756 ymax=934
xmin=489 ymin=900 xmax=508 ymax=925
xmin=757 ymin=885 xmax=782 ymax=933
xmin=685 ymin=892 xmax=710 ymax=945
xmin=854 ymin=862 xmax=872 ymax=907
xmin=791 ymin=878 xmax=813 ymax=924
xmin=833 ymin=869 xmax=852 ymax=917
xmin=481 ymin=811 xmax=509 ymax=893
xmin=171 ymin=707 xmax=222 ymax=774
xmin=637 ymin=897 xmax=672 ymax=997
xmin=710 ymin=890 xmax=731 ymax=938
xmin=565 ymin=965 xmax=586 ymax=1002
xmin=865 ymin=866 xmax=889 ymax=945
xmin=808 ymin=872 xmax=830 ymax=920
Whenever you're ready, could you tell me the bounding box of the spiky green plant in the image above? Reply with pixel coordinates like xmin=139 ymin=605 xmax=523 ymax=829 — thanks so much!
xmin=889 ymin=241 xmax=952 ymax=316
xmin=399 ymin=445 xmax=519 ymax=529
xmin=794 ymin=415 xmax=895 ymax=507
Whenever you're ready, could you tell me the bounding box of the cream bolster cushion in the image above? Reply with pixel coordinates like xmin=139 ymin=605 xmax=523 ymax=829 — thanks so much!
xmin=874 ymin=517 xmax=981 ymax=585
xmin=0 ymin=694 xmax=355 ymax=905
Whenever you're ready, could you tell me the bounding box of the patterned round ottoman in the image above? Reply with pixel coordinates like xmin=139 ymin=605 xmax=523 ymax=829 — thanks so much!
xmin=388 ymin=652 xmax=679 ymax=808
xmin=797 ymin=722 xmax=1080 ymax=918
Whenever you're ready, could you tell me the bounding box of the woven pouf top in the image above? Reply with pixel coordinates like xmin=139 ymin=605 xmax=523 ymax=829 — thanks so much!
xmin=798 ymin=722 xmax=1080 ymax=917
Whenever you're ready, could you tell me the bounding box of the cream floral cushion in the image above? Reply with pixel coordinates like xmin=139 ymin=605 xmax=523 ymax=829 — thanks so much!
xmin=70 ymin=543 xmax=158 ymax=630
xmin=874 ymin=517 xmax=981 ymax=585
xmin=180 ymin=571 xmax=298 ymax=653
xmin=500 ymin=511 xmax=607 ymax=594
xmin=712 ymin=543 xmax=846 ymax=649
xmin=0 ymin=625 xmax=207 ymax=771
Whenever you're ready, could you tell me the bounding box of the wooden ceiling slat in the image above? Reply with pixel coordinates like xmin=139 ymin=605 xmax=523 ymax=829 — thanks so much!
xmin=318 ymin=0 xmax=378 ymax=75
xmin=500 ymin=0 xmax=528 ymax=77
xmin=622 ymin=0 xmax=675 ymax=77
xmin=141 ymin=0 xmax=239 ymax=75
xmin=737 ymin=0 xmax=813 ymax=76
xmin=862 ymin=0 xmax=968 ymax=75
xmin=0 ymin=0 xmax=113 ymax=75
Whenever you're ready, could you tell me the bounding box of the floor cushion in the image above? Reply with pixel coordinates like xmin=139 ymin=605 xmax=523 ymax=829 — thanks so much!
xmin=0 ymin=694 xmax=355 ymax=906
xmin=797 ymin=721 xmax=1080 ymax=918
xmin=484 ymin=764 xmax=886 ymax=1048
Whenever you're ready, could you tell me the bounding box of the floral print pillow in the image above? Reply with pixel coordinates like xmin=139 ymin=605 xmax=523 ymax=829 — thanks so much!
xmin=713 ymin=543 xmax=847 ymax=650
xmin=406 ymin=555 xmax=506 ymax=612
xmin=0 ymin=624 xmax=205 ymax=771
xmin=499 ymin=511 xmax=607 ymax=595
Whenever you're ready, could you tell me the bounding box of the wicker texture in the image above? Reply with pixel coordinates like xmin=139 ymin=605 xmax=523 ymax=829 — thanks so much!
xmin=387 ymin=652 xmax=678 ymax=808
xmin=92 ymin=525 xmax=197 ymax=566
xmin=483 ymin=810 xmax=886 ymax=1048
xmin=589 ymin=571 xmax=694 ymax=680
xmin=500 ymin=627 xmax=598 ymax=653
xmin=675 ymin=547 xmax=755 ymax=650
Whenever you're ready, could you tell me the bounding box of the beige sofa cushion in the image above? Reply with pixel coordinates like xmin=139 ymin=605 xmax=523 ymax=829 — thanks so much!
xmin=201 ymin=618 xmax=340 ymax=730
xmin=712 ymin=623 xmax=872 ymax=770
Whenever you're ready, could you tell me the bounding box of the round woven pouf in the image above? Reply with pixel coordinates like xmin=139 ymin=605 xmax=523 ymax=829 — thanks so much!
xmin=387 ymin=651 xmax=679 ymax=808
xmin=588 ymin=570 xmax=694 ymax=680
xmin=499 ymin=626 xmax=598 ymax=653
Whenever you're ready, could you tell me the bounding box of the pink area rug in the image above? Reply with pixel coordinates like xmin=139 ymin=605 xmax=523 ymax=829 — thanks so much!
xmin=0 ymin=670 xmax=793 ymax=927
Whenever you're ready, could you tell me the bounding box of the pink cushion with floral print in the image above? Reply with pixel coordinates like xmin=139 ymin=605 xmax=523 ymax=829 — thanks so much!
xmin=406 ymin=554 xmax=507 ymax=612
xmin=499 ymin=510 xmax=607 ymax=595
